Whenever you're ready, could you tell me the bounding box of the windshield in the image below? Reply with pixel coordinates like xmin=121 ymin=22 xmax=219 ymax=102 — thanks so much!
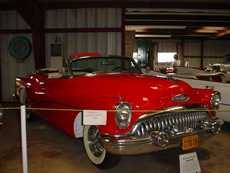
xmin=70 ymin=56 xmax=141 ymax=74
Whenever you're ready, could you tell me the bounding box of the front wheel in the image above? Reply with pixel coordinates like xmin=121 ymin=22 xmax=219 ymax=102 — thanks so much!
xmin=83 ymin=125 xmax=120 ymax=169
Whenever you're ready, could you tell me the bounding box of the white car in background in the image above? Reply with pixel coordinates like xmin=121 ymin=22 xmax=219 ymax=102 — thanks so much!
xmin=205 ymin=64 xmax=230 ymax=83
xmin=172 ymin=65 xmax=230 ymax=122
xmin=175 ymin=66 xmax=225 ymax=82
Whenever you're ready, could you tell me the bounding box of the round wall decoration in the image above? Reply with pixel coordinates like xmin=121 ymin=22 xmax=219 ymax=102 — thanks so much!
xmin=8 ymin=36 xmax=32 ymax=61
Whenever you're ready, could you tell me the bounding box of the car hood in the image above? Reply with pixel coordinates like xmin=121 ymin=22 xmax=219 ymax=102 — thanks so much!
xmin=76 ymin=73 xmax=194 ymax=110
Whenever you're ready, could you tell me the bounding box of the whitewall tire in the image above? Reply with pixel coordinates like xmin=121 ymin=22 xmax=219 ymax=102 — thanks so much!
xmin=83 ymin=125 xmax=120 ymax=169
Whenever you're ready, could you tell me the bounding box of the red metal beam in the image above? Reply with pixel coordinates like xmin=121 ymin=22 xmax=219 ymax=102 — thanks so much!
xmin=0 ymin=29 xmax=32 ymax=34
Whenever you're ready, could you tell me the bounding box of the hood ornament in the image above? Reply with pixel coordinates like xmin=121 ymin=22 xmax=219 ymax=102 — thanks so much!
xmin=172 ymin=94 xmax=190 ymax=102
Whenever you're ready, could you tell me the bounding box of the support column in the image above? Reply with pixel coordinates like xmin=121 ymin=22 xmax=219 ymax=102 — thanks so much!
xmin=32 ymin=29 xmax=46 ymax=69
xmin=176 ymin=40 xmax=185 ymax=67
xmin=16 ymin=0 xmax=46 ymax=69
xmin=200 ymin=40 xmax=204 ymax=69
xmin=149 ymin=42 xmax=155 ymax=70
xmin=0 ymin=46 xmax=2 ymax=101
xmin=121 ymin=8 xmax=125 ymax=56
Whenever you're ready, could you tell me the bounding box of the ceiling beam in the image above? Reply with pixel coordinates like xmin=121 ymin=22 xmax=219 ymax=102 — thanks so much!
xmin=126 ymin=14 xmax=230 ymax=21
xmin=2 ymin=1 xmax=230 ymax=11
xmin=41 ymin=1 xmax=230 ymax=10
xmin=45 ymin=27 xmax=122 ymax=33
xmin=135 ymin=30 xmax=215 ymax=37
xmin=126 ymin=20 xmax=230 ymax=27
xmin=136 ymin=36 xmax=230 ymax=40
xmin=15 ymin=0 xmax=44 ymax=29
xmin=0 ymin=3 xmax=16 ymax=11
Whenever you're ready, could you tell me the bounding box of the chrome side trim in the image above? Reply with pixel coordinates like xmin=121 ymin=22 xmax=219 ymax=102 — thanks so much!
xmin=137 ymin=106 xmax=184 ymax=121
xmin=171 ymin=94 xmax=190 ymax=102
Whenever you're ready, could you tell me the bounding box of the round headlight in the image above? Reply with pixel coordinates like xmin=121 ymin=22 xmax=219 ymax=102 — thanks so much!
xmin=115 ymin=102 xmax=132 ymax=129
xmin=211 ymin=91 xmax=221 ymax=109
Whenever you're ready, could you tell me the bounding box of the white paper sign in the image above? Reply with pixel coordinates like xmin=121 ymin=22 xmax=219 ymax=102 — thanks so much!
xmin=83 ymin=110 xmax=107 ymax=125
xmin=179 ymin=152 xmax=201 ymax=173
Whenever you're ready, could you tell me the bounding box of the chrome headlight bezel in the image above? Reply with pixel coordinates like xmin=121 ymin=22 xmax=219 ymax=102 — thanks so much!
xmin=211 ymin=91 xmax=221 ymax=109
xmin=115 ymin=102 xmax=132 ymax=129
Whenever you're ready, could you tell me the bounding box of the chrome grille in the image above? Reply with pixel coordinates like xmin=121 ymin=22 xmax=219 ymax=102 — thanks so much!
xmin=132 ymin=111 xmax=208 ymax=137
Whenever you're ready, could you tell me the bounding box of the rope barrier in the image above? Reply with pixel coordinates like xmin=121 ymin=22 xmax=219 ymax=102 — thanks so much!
xmin=0 ymin=107 xmax=230 ymax=113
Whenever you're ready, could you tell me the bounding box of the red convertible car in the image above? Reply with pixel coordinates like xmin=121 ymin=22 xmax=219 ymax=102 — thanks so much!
xmin=16 ymin=54 xmax=223 ymax=169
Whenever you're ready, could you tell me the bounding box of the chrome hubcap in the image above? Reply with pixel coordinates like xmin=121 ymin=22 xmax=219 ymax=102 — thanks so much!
xmin=88 ymin=126 xmax=105 ymax=157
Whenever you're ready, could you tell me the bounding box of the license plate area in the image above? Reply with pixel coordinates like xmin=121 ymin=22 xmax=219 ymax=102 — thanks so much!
xmin=181 ymin=135 xmax=198 ymax=151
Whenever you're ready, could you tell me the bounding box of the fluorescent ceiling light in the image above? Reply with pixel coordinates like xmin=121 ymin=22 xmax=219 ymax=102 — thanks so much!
xmin=126 ymin=25 xmax=186 ymax=30
xmin=203 ymin=26 xmax=225 ymax=30
xmin=195 ymin=26 xmax=226 ymax=33
xmin=195 ymin=29 xmax=217 ymax=33
xmin=135 ymin=34 xmax=171 ymax=38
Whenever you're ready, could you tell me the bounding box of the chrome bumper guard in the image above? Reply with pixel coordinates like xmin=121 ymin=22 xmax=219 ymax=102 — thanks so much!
xmin=101 ymin=118 xmax=223 ymax=155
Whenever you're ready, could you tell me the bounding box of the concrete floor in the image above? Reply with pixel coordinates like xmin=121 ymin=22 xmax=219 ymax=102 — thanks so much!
xmin=0 ymin=109 xmax=230 ymax=173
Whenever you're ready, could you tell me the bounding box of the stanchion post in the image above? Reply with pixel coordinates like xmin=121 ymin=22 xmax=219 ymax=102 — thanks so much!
xmin=19 ymin=87 xmax=29 ymax=173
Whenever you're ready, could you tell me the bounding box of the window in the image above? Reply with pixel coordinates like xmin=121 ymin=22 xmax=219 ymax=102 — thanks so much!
xmin=157 ymin=52 xmax=177 ymax=63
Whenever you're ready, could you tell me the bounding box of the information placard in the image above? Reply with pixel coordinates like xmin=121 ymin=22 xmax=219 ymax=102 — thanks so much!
xmin=83 ymin=110 xmax=107 ymax=125
xmin=179 ymin=152 xmax=201 ymax=173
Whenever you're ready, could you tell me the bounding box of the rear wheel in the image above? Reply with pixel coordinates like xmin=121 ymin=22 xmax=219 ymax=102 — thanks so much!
xmin=83 ymin=125 xmax=120 ymax=169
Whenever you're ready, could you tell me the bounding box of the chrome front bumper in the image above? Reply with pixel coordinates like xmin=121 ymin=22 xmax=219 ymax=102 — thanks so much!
xmin=100 ymin=118 xmax=223 ymax=155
